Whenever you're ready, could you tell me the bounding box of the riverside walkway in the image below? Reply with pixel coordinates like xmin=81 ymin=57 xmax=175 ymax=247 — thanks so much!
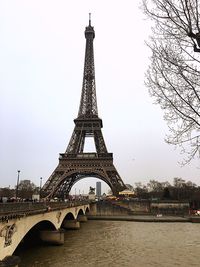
xmin=88 ymin=214 xmax=190 ymax=222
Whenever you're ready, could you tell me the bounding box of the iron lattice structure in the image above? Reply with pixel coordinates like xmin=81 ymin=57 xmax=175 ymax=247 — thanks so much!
xmin=42 ymin=18 xmax=126 ymax=198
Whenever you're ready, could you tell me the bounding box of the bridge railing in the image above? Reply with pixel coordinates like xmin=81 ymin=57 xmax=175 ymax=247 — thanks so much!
xmin=0 ymin=200 xmax=89 ymax=221
xmin=0 ymin=202 xmax=45 ymax=214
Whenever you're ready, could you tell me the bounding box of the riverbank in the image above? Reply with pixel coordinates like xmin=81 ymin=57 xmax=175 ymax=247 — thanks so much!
xmin=88 ymin=215 xmax=200 ymax=223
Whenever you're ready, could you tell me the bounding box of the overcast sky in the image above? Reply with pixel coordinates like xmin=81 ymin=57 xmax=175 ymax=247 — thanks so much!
xmin=1 ymin=0 xmax=200 ymax=194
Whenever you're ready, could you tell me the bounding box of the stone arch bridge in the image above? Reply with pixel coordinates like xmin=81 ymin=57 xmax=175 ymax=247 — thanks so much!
xmin=0 ymin=201 xmax=90 ymax=265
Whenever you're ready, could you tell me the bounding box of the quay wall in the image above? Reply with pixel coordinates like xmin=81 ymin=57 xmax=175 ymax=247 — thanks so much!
xmin=89 ymin=200 xmax=190 ymax=216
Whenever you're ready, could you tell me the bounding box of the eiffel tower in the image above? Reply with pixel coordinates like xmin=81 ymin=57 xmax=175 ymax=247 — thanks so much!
xmin=43 ymin=16 xmax=126 ymax=198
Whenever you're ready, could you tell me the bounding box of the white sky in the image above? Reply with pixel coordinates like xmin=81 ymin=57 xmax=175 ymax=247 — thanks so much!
xmin=1 ymin=0 xmax=200 ymax=194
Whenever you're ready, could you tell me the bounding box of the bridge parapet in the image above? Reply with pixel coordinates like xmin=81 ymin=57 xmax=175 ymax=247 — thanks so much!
xmin=0 ymin=201 xmax=89 ymax=222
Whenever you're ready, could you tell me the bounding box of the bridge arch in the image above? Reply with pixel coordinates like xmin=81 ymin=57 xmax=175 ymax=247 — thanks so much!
xmin=11 ymin=219 xmax=57 ymax=258
xmin=13 ymin=220 xmax=56 ymax=253
xmin=63 ymin=212 xmax=75 ymax=221
xmin=77 ymin=209 xmax=84 ymax=216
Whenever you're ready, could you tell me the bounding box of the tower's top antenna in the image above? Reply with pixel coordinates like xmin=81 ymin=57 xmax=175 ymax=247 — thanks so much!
xmin=89 ymin=13 xmax=91 ymax=26
xmin=85 ymin=12 xmax=95 ymax=39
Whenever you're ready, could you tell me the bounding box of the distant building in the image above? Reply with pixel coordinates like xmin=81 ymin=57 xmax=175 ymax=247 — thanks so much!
xmin=96 ymin=182 xmax=101 ymax=198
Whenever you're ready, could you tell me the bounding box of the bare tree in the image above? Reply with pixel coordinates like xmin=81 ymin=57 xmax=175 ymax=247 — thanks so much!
xmin=143 ymin=0 xmax=200 ymax=50
xmin=18 ymin=180 xmax=37 ymax=199
xmin=142 ymin=0 xmax=200 ymax=163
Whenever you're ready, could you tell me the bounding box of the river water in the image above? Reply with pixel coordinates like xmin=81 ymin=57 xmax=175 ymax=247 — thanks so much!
xmin=18 ymin=220 xmax=200 ymax=267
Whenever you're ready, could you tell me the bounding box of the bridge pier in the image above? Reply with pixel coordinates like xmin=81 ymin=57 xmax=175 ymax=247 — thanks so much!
xmin=0 ymin=256 xmax=20 ymax=267
xmin=62 ymin=220 xmax=80 ymax=230
xmin=39 ymin=229 xmax=65 ymax=245
xmin=77 ymin=214 xmax=87 ymax=222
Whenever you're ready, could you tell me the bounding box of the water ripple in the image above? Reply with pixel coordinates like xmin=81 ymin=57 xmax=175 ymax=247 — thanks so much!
xmin=18 ymin=221 xmax=200 ymax=267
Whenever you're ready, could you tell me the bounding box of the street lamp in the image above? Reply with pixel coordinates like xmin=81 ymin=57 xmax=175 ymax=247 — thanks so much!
xmin=16 ymin=170 xmax=20 ymax=200
xmin=40 ymin=177 xmax=43 ymax=200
